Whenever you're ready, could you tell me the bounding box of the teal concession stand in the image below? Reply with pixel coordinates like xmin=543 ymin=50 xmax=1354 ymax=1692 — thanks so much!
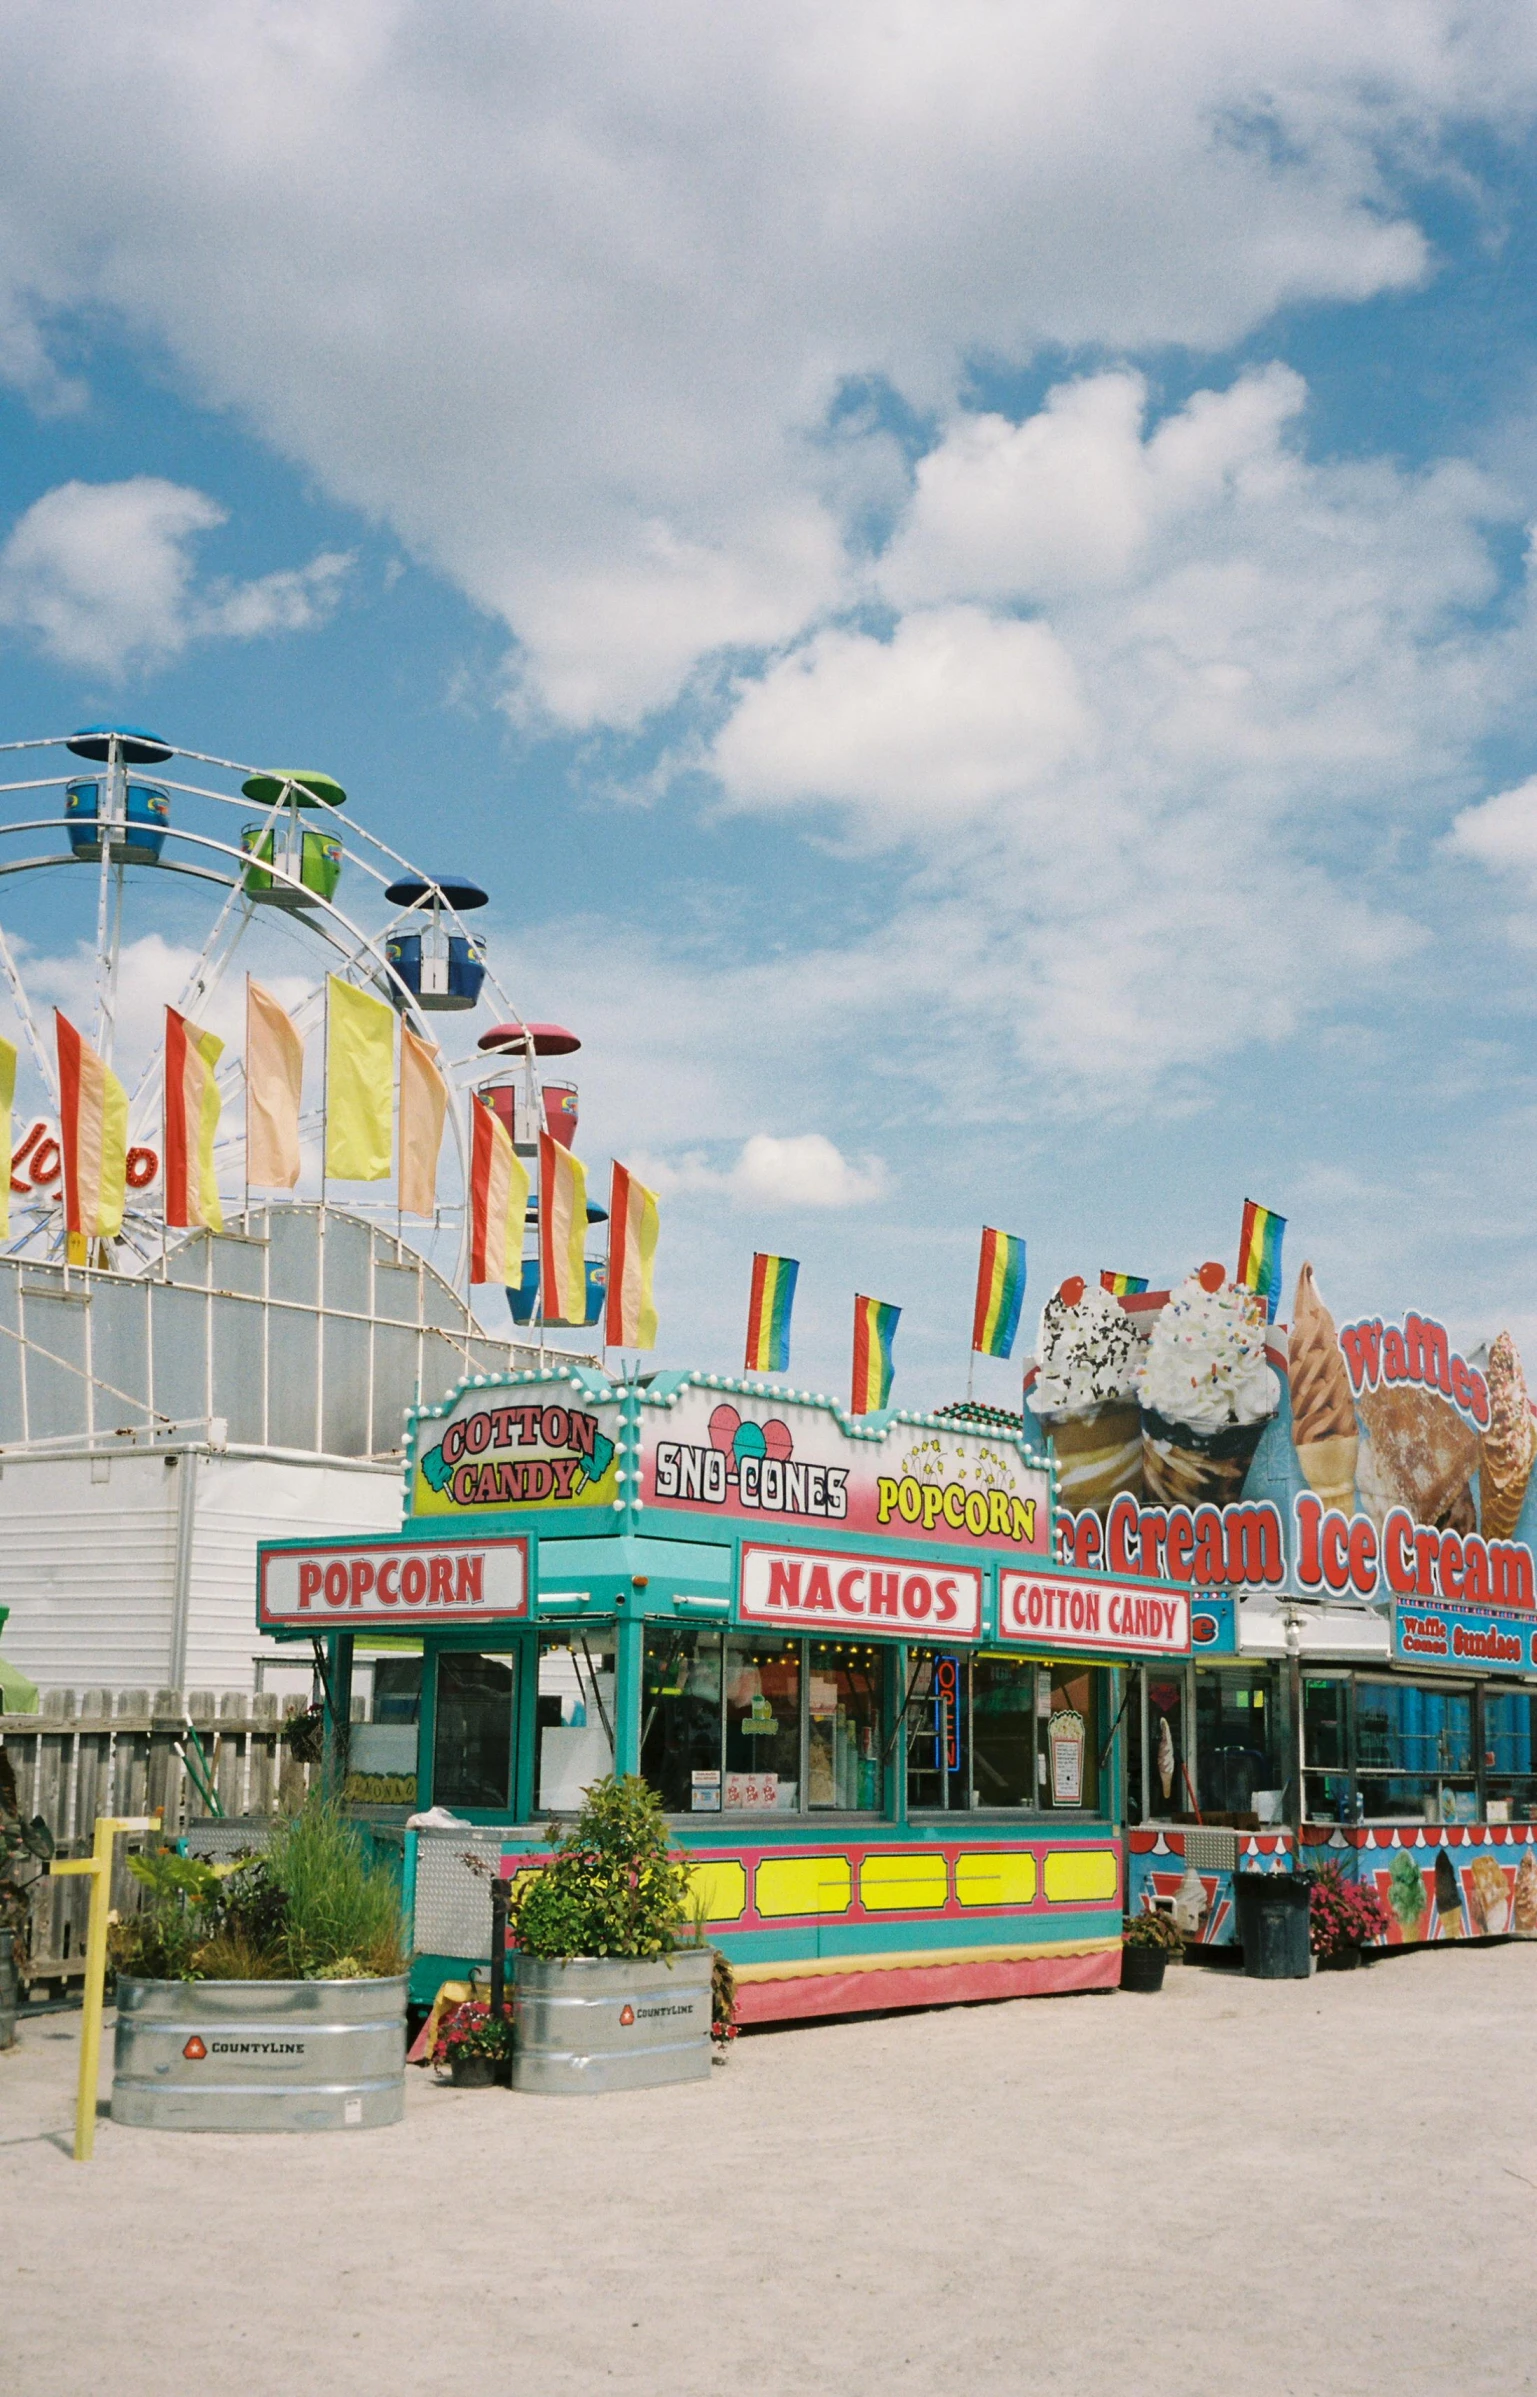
xmin=255 ymin=1368 xmax=1192 ymax=2023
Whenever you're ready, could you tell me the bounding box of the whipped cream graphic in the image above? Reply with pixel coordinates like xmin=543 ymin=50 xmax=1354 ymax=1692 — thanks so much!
xmin=1035 ymin=1278 xmax=1141 ymax=1413
xmin=1135 ymin=1265 xmax=1279 ymax=1435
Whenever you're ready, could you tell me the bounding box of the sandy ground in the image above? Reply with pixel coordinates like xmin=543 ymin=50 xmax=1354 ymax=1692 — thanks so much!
xmin=3 ymin=1947 xmax=1536 ymax=2397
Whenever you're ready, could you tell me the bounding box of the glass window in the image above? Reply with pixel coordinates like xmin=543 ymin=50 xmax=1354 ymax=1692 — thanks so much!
xmin=1485 ymin=1689 xmax=1537 ymax=1823
xmin=641 ymin=1626 xmax=723 ymax=1814
xmin=806 ymin=1643 xmax=883 ymax=1812
xmin=1195 ymin=1665 xmax=1282 ymax=1817
xmin=536 ymin=1631 xmax=617 ymax=1813
xmin=432 ymin=1651 xmax=515 ymax=1810
xmin=1145 ymin=1669 xmax=1191 ymax=1818
xmin=905 ymin=1647 xmax=969 ymax=1812
xmin=371 ymin=1657 xmax=422 ymax=1723
xmin=1355 ymin=1679 xmax=1473 ymax=1822
xmin=1045 ymin=1665 xmax=1099 ymax=1812
xmin=724 ymin=1634 xmax=801 ymax=1812
xmin=1302 ymin=1675 xmax=1351 ymax=1822
xmin=971 ymin=1652 xmax=1036 ymax=1808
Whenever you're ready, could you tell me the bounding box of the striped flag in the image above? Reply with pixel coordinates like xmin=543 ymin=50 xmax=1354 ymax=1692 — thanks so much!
xmin=398 ymin=1024 xmax=448 ymax=1218
xmin=851 ymin=1293 xmax=899 ymax=1415
xmin=539 ymin=1127 xmax=588 ymax=1325
xmin=1236 ymin=1199 xmax=1286 ymax=1323
xmin=1100 ymin=1270 xmax=1149 ymax=1297
xmin=469 ymin=1093 xmax=529 ymax=1284
xmin=971 ymin=1227 xmax=1026 ymax=1359
xmin=163 ymin=1006 xmax=224 ymax=1232
xmin=245 ymin=979 xmax=304 ymax=1190
xmin=605 ymin=1162 xmax=659 ymax=1349
xmin=324 ymin=976 xmax=394 ymax=1182
xmin=56 ymin=1011 xmax=127 ymax=1264
xmin=745 ymin=1252 xmax=798 ymax=1374
xmin=0 ymin=1035 xmax=15 ymax=1242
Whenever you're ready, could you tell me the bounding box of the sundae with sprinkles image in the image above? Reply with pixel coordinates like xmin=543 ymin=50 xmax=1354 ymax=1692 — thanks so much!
xmin=1136 ymin=1262 xmax=1279 ymax=1510
xmin=1033 ymin=1275 xmax=1145 ymax=1517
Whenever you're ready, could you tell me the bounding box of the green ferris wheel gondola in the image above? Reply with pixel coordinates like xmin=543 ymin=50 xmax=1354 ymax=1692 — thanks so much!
xmin=238 ymin=770 xmax=346 ymax=904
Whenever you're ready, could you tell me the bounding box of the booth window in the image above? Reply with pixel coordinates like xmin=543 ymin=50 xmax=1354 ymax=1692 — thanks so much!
xmin=1194 ymin=1663 xmax=1283 ymax=1819
xmin=1484 ymin=1687 xmax=1537 ymax=1821
xmin=536 ymin=1630 xmax=617 ymax=1813
xmin=640 ymin=1627 xmax=882 ymax=1816
xmin=371 ymin=1657 xmax=421 ymax=1723
xmin=1302 ymin=1673 xmax=1477 ymax=1823
xmin=906 ymin=1649 xmax=1103 ymax=1815
xmin=432 ymin=1651 xmax=516 ymax=1811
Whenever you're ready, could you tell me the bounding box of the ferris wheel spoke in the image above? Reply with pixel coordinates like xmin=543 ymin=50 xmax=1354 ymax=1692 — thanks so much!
xmin=0 ymin=920 xmax=59 ymax=1107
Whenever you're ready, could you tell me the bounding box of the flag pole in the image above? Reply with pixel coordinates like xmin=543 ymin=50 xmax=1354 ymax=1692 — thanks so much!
xmin=320 ymin=978 xmax=328 ymax=1219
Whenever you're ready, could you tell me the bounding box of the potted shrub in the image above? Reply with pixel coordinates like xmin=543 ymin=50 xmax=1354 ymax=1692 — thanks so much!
xmin=1121 ymin=1909 xmax=1185 ymax=1992
xmin=108 ymin=1797 xmax=409 ymax=2132
xmin=510 ymin=1774 xmax=714 ymax=2094
xmin=432 ymin=1998 xmax=516 ymax=2087
xmin=1310 ymin=1862 xmax=1390 ymax=1970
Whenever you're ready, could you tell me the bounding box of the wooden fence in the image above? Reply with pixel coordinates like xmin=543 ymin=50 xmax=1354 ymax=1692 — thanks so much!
xmin=1 ymin=1687 xmax=358 ymax=1991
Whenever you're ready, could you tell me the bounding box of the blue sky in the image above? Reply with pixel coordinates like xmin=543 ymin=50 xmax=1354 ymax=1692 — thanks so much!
xmin=3 ymin=4 xmax=1537 ymax=1406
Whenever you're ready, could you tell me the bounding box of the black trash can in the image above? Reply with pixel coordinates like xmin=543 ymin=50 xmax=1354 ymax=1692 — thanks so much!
xmin=1234 ymin=1871 xmax=1313 ymax=1979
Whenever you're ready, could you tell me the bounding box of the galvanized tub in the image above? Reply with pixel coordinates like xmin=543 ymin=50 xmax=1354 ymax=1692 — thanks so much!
xmin=112 ymin=1975 xmax=407 ymax=2132
xmin=512 ymin=1949 xmax=713 ymax=2095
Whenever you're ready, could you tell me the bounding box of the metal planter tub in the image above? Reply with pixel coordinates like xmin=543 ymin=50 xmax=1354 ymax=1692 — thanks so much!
xmin=112 ymin=1976 xmax=407 ymax=2132
xmin=512 ymin=1950 xmax=713 ymax=2095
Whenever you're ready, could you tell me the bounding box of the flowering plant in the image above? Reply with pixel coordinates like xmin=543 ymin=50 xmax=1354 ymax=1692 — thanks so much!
xmin=1123 ymin=1908 xmax=1185 ymax=1953
xmin=1309 ymin=1863 xmax=1390 ymax=1959
xmin=431 ymin=1999 xmax=515 ymax=2070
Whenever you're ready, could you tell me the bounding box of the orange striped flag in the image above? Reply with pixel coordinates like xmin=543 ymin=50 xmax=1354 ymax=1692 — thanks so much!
xmin=245 ymin=979 xmax=304 ymax=1190
xmin=163 ymin=1006 xmax=224 ymax=1232
xmin=469 ymin=1093 xmax=528 ymax=1284
xmin=56 ymin=1011 xmax=127 ymax=1264
xmin=539 ymin=1128 xmax=587 ymax=1324
xmin=398 ymin=1024 xmax=447 ymax=1218
xmin=604 ymin=1161 xmax=659 ymax=1349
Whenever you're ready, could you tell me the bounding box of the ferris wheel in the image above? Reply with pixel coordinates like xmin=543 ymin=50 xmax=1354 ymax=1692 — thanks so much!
xmin=0 ymin=722 xmax=567 ymax=1298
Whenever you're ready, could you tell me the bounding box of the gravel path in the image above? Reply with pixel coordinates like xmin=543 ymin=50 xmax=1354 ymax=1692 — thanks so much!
xmin=5 ymin=1946 xmax=1535 ymax=2396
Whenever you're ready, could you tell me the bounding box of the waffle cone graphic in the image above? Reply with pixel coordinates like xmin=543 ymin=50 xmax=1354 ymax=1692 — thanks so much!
xmin=1481 ymin=1330 xmax=1536 ymax=1539
xmin=1041 ymin=1399 xmax=1143 ymax=1517
xmin=1289 ymin=1263 xmax=1358 ymax=1515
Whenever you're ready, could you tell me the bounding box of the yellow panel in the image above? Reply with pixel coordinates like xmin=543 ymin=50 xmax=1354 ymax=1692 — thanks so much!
xmin=859 ymin=1852 xmax=949 ymax=1912
xmin=754 ymin=1854 xmax=853 ymax=1919
xmin=687 ymin=1860 xmax=748 ymax=1925
xmin=954 ymin=1851 xmax=1038 ymax=1909
xmin=1043 ymin=1848 xmax=1119 ymax=1905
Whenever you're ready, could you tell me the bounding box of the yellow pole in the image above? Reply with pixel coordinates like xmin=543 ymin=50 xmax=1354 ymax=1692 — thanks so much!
xmin=51 ymin=1814 xmax=160 ymax=2162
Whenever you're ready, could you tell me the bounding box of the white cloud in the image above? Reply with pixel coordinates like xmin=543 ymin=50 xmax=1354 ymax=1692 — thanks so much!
xmin=1444 ymin=776 xmax=1537 ymax=886
xmin=637 ymin=1132 xmax=887 ymax=1209
xmin=0 ymin=5 xmax=1527 ymax=717
xmin=0 ymin=479 xmax=350 ymax=675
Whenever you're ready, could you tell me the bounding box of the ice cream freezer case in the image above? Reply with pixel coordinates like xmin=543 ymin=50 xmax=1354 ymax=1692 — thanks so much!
xmin=255 ymin=1364 xmax=1199 ymax=2021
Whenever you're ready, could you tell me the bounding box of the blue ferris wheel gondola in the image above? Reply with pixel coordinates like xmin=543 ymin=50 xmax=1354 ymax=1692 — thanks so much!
xmin=64 ymin=726 xmax=175 ymax=864
xmin=384 ymin=868 xmax=488 ymax=1011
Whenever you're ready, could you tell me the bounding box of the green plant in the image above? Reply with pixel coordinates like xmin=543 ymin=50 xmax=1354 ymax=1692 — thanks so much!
xmin=109 ymin=1851 xmax=227 ymax=1981
xmin=262 ymin=1797 xmax=406 ymax=1979
xmin=1123 ymin=1909 xmax=1186 ymax=1955
xmin=710 ymin=1946 xmax=738 ymax=2048
xmin=431 ymin=1999 xmax=515 ymax=2070
xmin=513 ymin=1775 xmax=693 ymax=1962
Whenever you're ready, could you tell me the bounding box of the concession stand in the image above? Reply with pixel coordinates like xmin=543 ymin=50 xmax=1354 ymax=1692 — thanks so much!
xmin=256 ymin=1368 xmax=1192 ymax=2023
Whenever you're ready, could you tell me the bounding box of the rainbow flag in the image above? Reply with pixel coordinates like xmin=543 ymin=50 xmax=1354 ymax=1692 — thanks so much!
xmin=1236 ymin=1199 xmax=1286 ymax=1323
xmin=971 ymin=1227 xmax=1026 ymax=1359
xmin=745 ymin=1252 xmax=798 ymax=1374
xmin=1100 ymin=1270 xmax=1149 ymax=1297
xmin=605 ymin=1162 xmax=659 ymax=1349
xmin=163 ymin=1006 xmax=224 ymax=1232
xmin=539 ymin=1128 xmax=588 ymax=1324
xmin=468 ymin=1093 xmax=528 ymax=1285
xmin=851 ymin=1294 xmax=899 ymax=1415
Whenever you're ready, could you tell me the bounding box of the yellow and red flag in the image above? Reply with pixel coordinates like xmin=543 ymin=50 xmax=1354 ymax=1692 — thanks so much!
xmin=245 ymin=979 xmax=304 ymax=1190
xmin=56 ymin=1011 xmax=127 ymax=1263
xmin=539 ymin=1127 xmax=587 ymax=1325
xmin=469 ymin=1093 xmax=529 ymax=1284
xmin=604 ymin=1161 xmax=658 ymax=1349
xmin=398 ymin=1024 xmax=448 ymax=1218
xmin=163 ymin=1006 xmax=224 ymax=1232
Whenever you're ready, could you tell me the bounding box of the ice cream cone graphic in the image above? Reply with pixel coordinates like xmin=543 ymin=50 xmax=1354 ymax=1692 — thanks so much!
xmin=1034 ymin=1278 xmax=1145 ymax=1517
xmin=1480 ymin=1330 xmax=1536 ymax=1539
xmin=1135 ymin=1264 xmax=1279 ymax=1511
xmin=1288 ymin=1263 xmax=1358 ymax=1513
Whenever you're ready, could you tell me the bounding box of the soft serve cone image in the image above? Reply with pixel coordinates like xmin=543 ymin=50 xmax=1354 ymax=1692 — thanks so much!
xmin=1136 ymin=1264 xmax=1280 ymax=1511
xmin=1289 ymin=1263 xmax=1359 ymax=1514
xmin=1387 ymin=1848 xmax=1426 ymax=1945
xmin=1033 ymin=1277 xmax=1144 ymax=1517
xmin=1480 ymin=1330 xmax=1536 ymax=1539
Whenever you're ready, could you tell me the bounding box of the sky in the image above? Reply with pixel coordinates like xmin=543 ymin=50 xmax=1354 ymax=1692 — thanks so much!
xmin=2 ymin=3 xmax=1537 ymax=1405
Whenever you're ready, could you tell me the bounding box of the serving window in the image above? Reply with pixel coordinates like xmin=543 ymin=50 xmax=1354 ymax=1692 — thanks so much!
xmin=905 ymin=1648 xmax=1105 ymax=1816
xmin=1302 ymin=1673 xmax=1478 ymax=1824
xmin=641 ymin=1626 xmax=883 ymax=1817
xmin=536 ymin=1629 xmax=617 ymax=1813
